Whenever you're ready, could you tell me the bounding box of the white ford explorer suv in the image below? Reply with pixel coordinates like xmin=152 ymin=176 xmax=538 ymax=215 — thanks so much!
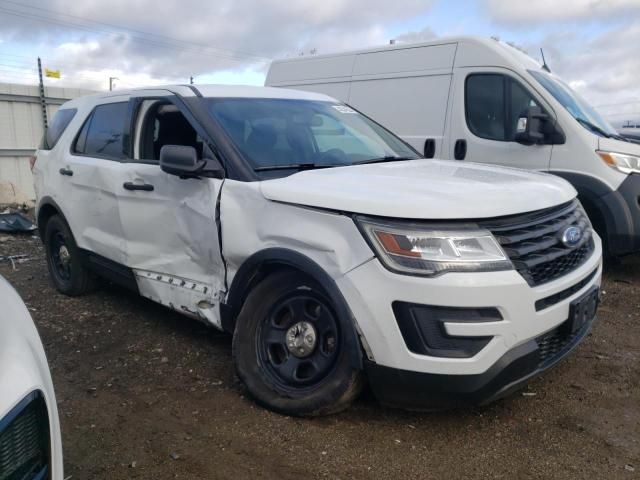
xmin=33 ymin=85 xmax=602 ymax=415
xmin=0 ymin=275 xmax=63 ymax=478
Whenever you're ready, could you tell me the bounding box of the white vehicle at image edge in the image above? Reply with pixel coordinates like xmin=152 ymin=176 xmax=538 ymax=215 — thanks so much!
xmin=266 ymin=36 xmax=640 ymax=258
xmin=32 ymin=85 xmax=602 ymax=415
xmin=0 ymin=275 xmax=63 ymax=478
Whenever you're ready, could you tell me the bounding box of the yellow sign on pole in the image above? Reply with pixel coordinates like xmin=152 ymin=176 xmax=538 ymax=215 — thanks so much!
xmin=44 ymin=68 xmax=61 ymax=79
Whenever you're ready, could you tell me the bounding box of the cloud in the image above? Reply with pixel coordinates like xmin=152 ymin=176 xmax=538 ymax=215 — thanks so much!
xmin=519 ymin=23 xmax=640 ymax=125
xmin=394 ymin=26 xmax=438 ymax=44
xmin=486 ymin=0 xmax=640 ymax=24
xmin=0 ymin=0 xmax=435 ymax=89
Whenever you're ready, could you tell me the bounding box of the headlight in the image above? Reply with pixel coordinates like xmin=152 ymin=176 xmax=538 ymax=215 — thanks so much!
xmin=597 ymin=150 xmax=640 ymax=174
xmin=355 ymin=217 xmax=513 ymax=276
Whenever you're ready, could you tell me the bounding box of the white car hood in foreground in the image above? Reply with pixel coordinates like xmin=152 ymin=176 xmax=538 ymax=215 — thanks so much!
xmin=260 ymin=159 xmax=576 ymax=219
xmin=0 ymin=276 xmax=63 ymax=479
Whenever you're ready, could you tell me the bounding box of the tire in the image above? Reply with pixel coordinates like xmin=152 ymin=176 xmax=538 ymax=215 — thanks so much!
xmin=44 ymin=215 xmax=96 ymax=296
xmin=232 ymin=271 xmax=364 ymax=416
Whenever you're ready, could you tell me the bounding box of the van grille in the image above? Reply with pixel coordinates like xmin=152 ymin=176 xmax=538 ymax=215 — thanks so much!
xmin=0 ymin=392 xmax=50 ymax=480
xmin=481 ymin=200 xmax=594 ymax=287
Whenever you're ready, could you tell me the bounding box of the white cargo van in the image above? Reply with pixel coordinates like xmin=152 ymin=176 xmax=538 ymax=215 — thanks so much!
xmin=266 ymin=36 xmax=640 ymax=257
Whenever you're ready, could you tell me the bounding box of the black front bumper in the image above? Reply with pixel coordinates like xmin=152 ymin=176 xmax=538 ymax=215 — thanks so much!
xmin=365 ymin=314 xmax=596 ymax=411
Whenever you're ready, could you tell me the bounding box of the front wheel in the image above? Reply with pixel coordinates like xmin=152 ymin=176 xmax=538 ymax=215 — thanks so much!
xmin=232 ymin=271 xmax=363 ymax=416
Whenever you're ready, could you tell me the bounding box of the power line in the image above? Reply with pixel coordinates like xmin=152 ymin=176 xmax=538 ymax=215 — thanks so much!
xmin=0 ymin=0 xmax=269 ymax=61
xmin=0 ymin=63 xmax=37 ymax=71
xmin=0 ymin=53 xmax=130 ymax=73
xmin=594 ymin=100 xmax=640 ymax=109
xmin=0 ymin=2 xmax=271 ymax=64
xmin=603 ymin=111 xmax=640 ymax=117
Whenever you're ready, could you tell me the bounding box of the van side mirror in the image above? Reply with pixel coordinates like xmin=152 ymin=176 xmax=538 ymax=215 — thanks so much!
xmin=514 ymin=106 xmax=565 ymax=146
xmin=160 ymin=145 xmax=224 ymax=179
xmin=515 ymin=106 xmax=547 ymax=145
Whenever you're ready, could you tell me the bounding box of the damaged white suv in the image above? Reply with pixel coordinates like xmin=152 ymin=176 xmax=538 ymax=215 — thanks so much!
xmin=33 ymin=85 xmax=602 ymax=415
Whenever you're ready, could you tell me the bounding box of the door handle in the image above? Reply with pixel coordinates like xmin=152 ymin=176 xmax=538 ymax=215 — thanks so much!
xmin=59 ymin=167 xmax=74 ymax=176
xmin=454 ymin=139 xmax=467 ymax=160
xmin=123 ymin=182 xmax=154 ymax=191
xmin=423 ymin=138 xmax=436 ymax=159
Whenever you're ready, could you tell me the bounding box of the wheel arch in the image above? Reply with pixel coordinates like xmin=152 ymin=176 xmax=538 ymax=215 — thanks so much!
xmin=36 ymin=196 xmax=68 ymax=241
xmin=549 ymin=170 xmax=634 ymax=255
xmin=221 ymin=248 xmax=364 ymax=369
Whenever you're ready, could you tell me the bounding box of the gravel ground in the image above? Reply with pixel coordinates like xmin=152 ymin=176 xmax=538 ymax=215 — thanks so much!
xmin=1 ymin=231 xmax=639 ymax=479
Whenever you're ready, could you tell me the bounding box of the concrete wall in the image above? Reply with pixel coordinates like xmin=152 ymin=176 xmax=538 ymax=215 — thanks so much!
xmin=0 ymin=82 xmax=95 ymax=205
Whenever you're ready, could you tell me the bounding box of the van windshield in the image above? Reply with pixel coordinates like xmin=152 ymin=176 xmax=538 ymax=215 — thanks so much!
xmin=529 ymin=70 xmax=619 ymax=138
xmin=208 ymin=98 xmax=419 ymax=172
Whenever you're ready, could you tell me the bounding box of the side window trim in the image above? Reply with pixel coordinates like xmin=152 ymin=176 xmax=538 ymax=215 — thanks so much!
xmin=44 ymin=108 xmax=78 ymax=150
xmin=465 ymin=72 xmax=547 ymax=143
xmin=128 ymin=96 xmax=170 ymax=165
xmin=74 ymin=110 xmax=93 ymax=154
xmin=70 ymin=101 xmax=131 ymax=162
xmin=128 ymin=95 xmax=211 ymax=165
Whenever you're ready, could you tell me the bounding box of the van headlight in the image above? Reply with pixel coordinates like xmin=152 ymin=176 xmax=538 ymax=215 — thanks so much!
xmin=597 ymin=150 xmax=640 ymax=174
xmin=355 ymin=217 xmax=513 ymax=276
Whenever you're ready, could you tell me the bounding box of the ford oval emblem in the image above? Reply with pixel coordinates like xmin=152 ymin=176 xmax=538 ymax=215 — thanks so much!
xmin=561 ymin=226 xmax=583 ymax=248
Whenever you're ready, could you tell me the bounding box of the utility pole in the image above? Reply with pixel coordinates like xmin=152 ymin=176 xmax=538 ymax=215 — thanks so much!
xmin=109 ymin=76 xmax=118 ymax=91
xmin=190 ymin=76 xmax=194 ymax=85
xmin=37 ymin=57 xmax=48 ymax=131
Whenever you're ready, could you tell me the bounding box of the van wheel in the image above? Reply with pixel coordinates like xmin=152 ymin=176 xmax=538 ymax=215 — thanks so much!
xmin=44 ymin=215 xmax=96 ymax=296
xmin=232 ymin=271 xmax=363 ymax=416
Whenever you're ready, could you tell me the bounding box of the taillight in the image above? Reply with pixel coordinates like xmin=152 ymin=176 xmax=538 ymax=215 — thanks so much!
xmin=29 ymin=155 xmax=37 ymax=171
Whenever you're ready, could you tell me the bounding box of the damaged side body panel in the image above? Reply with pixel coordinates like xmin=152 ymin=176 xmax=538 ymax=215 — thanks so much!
xmin=219 ymin=180 xmax=374 ymax=327
xmin=120 ymin=173 xmax=226 ymax=328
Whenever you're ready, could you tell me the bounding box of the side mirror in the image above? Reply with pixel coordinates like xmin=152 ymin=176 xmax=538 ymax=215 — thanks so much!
xmin=160 ymin=145 xmax=203 ymax=176
xmin=159 ymin=145 xmax=224 ymax=179
xmin=515 ymin=105 xmax=548 ymax=146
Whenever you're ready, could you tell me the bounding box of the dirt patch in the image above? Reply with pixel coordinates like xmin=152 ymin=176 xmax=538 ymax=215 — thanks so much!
xmin=1 ymin=233 xmax=639 ymax=479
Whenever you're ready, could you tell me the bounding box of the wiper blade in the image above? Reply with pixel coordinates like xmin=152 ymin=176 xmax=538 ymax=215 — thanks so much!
xmin=610 ymin=133 xmax=630 ymax=142
xmin=576 ymin=117 xmax=612 ymax=138
xmin=352 ymin=155 xmax=417 ymax=165
xmin=255 ymin=156 xmax=418 ymax=171
xmin=254 ymin=163 xmax=335 ymax=172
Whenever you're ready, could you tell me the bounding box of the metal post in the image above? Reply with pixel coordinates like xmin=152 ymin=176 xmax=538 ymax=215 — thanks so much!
xmin=37 ymin=57 xmax=48 ymax=131
xmin=190 ymin=76 xmax=194 ymax=85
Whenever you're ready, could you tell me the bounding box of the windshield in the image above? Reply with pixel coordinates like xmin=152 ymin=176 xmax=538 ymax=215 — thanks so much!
xmin=529 ymin=69 xmax=618 ymax=137
xmin=208 ymin=98 xmax=419 ymax=172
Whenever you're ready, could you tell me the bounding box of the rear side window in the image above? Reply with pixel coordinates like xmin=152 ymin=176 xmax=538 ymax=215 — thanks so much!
xmin=74 ymin=102 xmax=128 ymax=160
xmin=465 ymin=74 xmax=541 ymax=142
xmin=42 ymin=108 xmax=77 ymax=150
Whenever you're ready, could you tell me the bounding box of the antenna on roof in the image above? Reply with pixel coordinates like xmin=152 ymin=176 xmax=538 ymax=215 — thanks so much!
xmin=540 ymin=48 xmax=551 ymax=73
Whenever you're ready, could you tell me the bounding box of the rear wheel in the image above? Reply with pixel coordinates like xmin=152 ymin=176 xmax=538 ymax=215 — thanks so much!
xmin=44 ymin=215 xmax=96 ymax=295
xmin=232 ymin=271 xmax=363 ymax=416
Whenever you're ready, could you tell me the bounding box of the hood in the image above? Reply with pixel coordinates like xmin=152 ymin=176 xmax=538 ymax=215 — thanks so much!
xmin=0 ymin=275 xmax=63 ymax=479
xmin=260 ymin=159 xmax=576 ymax=219
xmin=0 ymin=276 xmax=53 ymax=405
xmin=599 ymin=136 xmax=640 ymax=156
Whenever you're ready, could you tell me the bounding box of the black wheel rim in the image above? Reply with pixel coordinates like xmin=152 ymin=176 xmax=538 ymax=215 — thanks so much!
xmin=257 ymin=291 xmax=340 ymax=391
xmin=50 ymin=231 xmax=72 ymax=281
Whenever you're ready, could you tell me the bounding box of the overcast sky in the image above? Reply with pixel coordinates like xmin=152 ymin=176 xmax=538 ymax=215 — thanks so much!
xmin=1 ymin=0 xmax=639 ymax=124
